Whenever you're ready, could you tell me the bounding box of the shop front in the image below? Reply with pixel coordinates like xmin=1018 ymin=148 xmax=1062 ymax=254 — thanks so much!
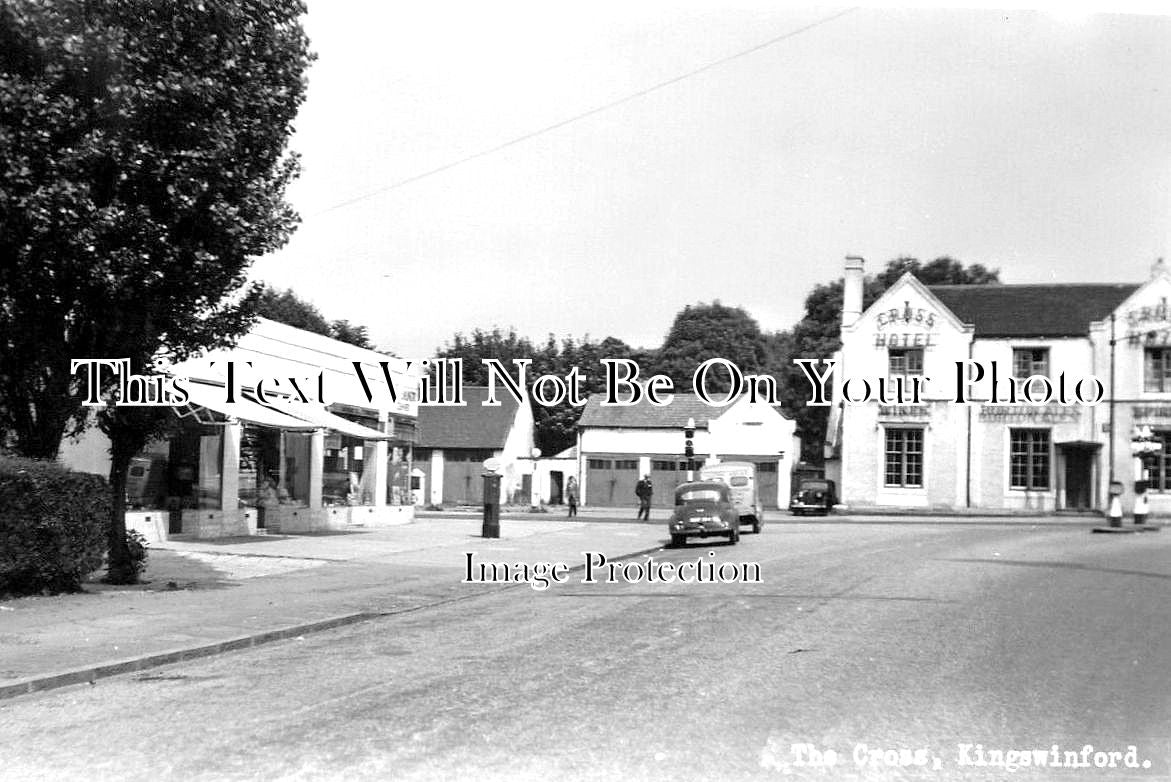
xmin=63 ymin=318 xmax=423 ymax=541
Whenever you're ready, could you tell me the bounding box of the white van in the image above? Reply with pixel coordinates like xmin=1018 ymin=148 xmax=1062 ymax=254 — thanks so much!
xmin=698 ymin=461 xmax=763 ymax=534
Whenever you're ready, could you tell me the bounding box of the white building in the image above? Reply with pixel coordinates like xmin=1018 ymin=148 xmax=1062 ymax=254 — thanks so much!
xmin=413 ymin=387 xmax=535 ymax=507
xmin=576 ymin=392 xmax=799 ymax=509
xmin=830 ymin=257 xmax=1171 ymax=514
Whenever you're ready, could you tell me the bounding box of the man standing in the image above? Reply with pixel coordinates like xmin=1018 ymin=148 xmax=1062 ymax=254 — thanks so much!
xmin=635 ymin=474 xmax=653 ymax=520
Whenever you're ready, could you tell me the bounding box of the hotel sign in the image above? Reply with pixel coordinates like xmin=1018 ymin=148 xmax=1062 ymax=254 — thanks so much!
xmin=874 ymin=301 xmax=939 ymax=348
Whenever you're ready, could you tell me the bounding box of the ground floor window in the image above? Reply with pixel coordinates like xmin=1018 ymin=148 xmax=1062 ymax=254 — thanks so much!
xmin=1149 ymin=431 xmax=1171 ymax=491
xmin=884 ymin=427 xmax=923 ymax=487
xmin=387 ymin=444 xmax=412 ymax=506
xmin=1009 ymin=428 xmax=1050 ymax=490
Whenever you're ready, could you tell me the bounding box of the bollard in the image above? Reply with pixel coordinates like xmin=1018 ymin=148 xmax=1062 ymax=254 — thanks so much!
xmin=1108 ymin=481 xmax=1124 ymax=528
xmin=1094 ymin=481 xmax=1135 ymax=534
xmin=482 ymin=470 xmax=501 ymax=538
xmin=1134 ymin=480 xmax=1148 ymax=527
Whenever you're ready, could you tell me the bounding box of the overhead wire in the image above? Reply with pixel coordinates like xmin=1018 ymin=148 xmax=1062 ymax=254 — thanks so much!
xmin=310 ymin=6 xmax=859 ymax=218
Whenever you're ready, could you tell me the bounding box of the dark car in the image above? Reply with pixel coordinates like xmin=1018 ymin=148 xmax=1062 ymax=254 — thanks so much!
xmin=790 ymin=478 xmax=837 ymax=516
xmin=669 ymin=481 xmax=740 ymax=546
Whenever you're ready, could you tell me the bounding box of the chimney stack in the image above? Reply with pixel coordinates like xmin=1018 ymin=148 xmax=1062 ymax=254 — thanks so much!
xmin=843 ymin=255 xmax=865 ymax=330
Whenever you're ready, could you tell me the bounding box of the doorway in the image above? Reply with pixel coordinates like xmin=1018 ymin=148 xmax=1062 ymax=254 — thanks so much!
xmin=1061 ymin=445 xmax=1095 ymax=511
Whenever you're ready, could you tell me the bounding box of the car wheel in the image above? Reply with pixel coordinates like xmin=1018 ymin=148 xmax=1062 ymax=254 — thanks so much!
xmin=670 ymin=533 xmax=685 ymax=547
xmin=753 ymin=519 xmax=761 ymax=534
xmin=729 ymin=527 xmax=740 ymax=544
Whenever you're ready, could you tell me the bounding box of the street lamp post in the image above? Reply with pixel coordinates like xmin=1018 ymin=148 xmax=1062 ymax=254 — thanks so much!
xmin=684 ymin=417 xmax=696 ymax=481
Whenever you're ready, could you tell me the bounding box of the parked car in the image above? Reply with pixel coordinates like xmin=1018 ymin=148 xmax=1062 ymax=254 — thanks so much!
xmin=699 ymin=461 xmax=763 ymax=533
xmin=790 ymin=478 xmax=837 ymax=516
xmin=668 ymin=481 xmax=740 ymax=546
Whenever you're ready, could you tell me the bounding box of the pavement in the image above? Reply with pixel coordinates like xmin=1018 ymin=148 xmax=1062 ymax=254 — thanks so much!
xmin=0 ymin=515 xmax=667 ymax=701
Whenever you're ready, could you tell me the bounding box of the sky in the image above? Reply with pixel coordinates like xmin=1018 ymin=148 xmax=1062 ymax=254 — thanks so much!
xmin=246 ymin=1 xmax=1171 ymax=360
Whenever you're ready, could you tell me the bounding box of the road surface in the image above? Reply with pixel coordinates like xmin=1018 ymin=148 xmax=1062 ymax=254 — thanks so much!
xmin=2 ymin=520 xmax=1169 ymax=781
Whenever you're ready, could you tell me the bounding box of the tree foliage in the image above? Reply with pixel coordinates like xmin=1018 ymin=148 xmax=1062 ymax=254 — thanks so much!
xmin=436 ymin=328 xmax=639 ymax=456
xmin=0 ymin=0 xmax=313 ymax=581
xmin=256 ymin=286 xmax=375 ymax=349
xmin=651 ymin=301 xmax=771 ymax=390
xmin=257 ymin=286 xmax=331 ymax=335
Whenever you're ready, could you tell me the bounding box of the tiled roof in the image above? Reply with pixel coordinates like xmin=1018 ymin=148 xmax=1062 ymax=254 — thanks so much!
xmin=578 ymin=392 xmax=729 ymax=429
xmin=928 ymin=284 xmax=1139 ymax=337
xmin=416 ymin=387 xmax=520 ymax=448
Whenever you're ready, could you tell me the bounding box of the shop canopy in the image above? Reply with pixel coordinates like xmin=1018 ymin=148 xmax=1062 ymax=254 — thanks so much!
xmin=177 ymin=381 xmax=389 ymax=440
xmin=286 ymin=403 xmax=391 ymax=440
xmin=177 ymin=382 xmax=318 ymax=431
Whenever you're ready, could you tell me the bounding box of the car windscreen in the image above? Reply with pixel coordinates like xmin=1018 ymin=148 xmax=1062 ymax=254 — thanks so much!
xmin=676 ymin=489 xmax=724 ymax=504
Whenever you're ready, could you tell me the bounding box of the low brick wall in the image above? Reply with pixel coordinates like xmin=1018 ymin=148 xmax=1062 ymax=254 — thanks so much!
xmin=180 ymin=509 xmax=256 ymax=538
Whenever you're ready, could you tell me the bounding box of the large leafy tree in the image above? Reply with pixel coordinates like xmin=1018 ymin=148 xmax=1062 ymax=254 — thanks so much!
xmin=0 ymin=0 xmax=313 ymax=581
xmin=652 ymin=301 xmax=771 ymax=393
xmin=778 ymin=256 xmax=1000 ymax=461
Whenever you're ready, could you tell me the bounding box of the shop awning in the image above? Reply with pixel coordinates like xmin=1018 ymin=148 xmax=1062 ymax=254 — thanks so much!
xmin=287 ymin=403 xmax=391 ymax=440
xmin=176 ymin=382 xmax=318 ymax=431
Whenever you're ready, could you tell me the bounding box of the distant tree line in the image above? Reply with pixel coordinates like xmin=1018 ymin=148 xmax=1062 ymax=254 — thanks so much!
xmin=436 ymin=257 xmax=999 ymax=460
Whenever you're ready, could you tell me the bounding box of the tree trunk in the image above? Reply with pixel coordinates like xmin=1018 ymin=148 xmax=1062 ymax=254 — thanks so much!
xmin=104 ymin=431 xmax=137 ymax=584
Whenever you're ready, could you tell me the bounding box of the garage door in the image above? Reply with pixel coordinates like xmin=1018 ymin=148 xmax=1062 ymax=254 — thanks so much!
xmin=586 ymin=457 xmax=639 ymax=506
xmin=755 ymin=461 xmax=779 ymax=509
xmin=442 ymin=451 xmax=491 ymax=505
xmin=650 ymin=458 xmax=707 ymax=507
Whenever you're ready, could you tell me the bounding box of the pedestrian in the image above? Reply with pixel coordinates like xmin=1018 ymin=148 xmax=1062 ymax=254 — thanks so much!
xmin=635 ymin=474 xmax=653 ymax=520
xmin=565 ymin=476 xmax=578 ymax=517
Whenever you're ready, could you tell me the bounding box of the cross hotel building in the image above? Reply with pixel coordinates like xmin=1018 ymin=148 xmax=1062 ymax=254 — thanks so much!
xmin=826 ymin=257 xmax=1171 ymax=514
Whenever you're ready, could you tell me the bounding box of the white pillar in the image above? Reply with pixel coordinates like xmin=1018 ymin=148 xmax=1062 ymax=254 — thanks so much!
xmin=430 ymin=450 xmax=444 ymax=506
xmin=309 ymin=428 xmax=324 ymax=509
xmin=369 ymin=440 xmax=388 ymax=506
xmin=221 ymin=421 xmax=241 ymax=512
xmin=577 ymin=430 xmax=586 ymax=506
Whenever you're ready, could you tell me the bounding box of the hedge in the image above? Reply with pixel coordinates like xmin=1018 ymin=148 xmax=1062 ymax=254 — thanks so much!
xmin=0 ymin=455 xmax=111 ymax=596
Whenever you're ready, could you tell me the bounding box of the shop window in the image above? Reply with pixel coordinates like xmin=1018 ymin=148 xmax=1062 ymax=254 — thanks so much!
xmin=1150 ymin=432 xmax=1171 ymax=492
xmin=1145 ymin=348 xmax=1171 ymax=392
xmin=387 ymin=445 xmax=412 ymax=506
xmin=1009 ymin=429 xmax=1050 ymax=490
xmin=884 ymin=428 xmax=923 ymax=487
xmin=125 ymin=442 xmax=169 ymax=510
xmin=888 ymin=348 xmax=924 ymax=379
xmin=323 ymin=434 xmax=371 ymax=505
